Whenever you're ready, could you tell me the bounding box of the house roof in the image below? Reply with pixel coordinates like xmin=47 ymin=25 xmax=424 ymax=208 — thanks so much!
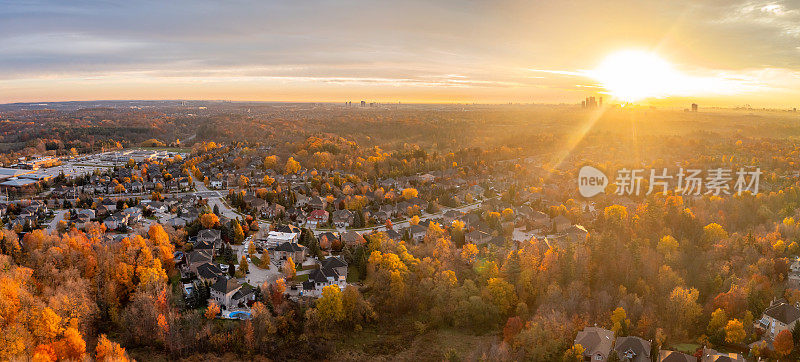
xmin=232 ymin=284 xmax=253 ymax=300
xmin=196 ymin=262 xmax=224 ymax=280
xmin=613 ymin=336 xmax=651 ymax=362
xmin=409 ymin=224 xmax=427 ymax=234
xmin=574 ymin=327 xmax=614 ymax=359
xmin=658 ymin=350 xmax=695 ymax=362
xmin=274 ymin=242 xmax=305 ymax=252
xmin=701 ymin=347 xmax=745 ymax=362
xmin=198 ymin=229 xmax=221 ymax=240
xmin=764 ymin=301 xmax=800 ymax=324
xmin=211 ymin=277 xmax=241 ymax=294
xmin=322 ymin=256 xmax=347 ymax=269
xmin=341 ymin=230 xmax=364 ymax=244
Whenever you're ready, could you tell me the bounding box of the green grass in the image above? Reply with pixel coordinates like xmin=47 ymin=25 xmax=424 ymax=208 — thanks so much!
xmin=671 ymin=343 xmax=700 ymax=354
xmin=347 ymin=265 xmax=361 ymax=282
xmin=294 ymin=274 xmax=309 ymax=282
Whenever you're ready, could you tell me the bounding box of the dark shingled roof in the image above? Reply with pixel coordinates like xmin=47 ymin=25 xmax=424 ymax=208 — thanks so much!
xmin=613 ymin=336 xmax=651 ymax=362
xmin=764 ymin=301 xmax=800 ymax=324
xmin=658 ymin=350 xmax=695 ymax=362
xmin=196 ymin=262 xmax=224 ymax=280
xmin=574 ymin=327 xmax=614 ymax=359
xmin=322 ymin=256 xmax=347 ymax=269
xmin=211 ymin=277 xmax=241 ymax=294
xmin=274 ymin=242 xmax=305 ymax=252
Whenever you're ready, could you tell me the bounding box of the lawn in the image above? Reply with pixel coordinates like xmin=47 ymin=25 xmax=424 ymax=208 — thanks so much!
xmin=671 ymin=343 xmax=700 ymax=354
xmin=346 ymin=265 xmax=361 ymax=282
xmin=331 ymin=315 xmax=497 ymax=360
xmin=293 ymin=274 xmax=309 ymax=282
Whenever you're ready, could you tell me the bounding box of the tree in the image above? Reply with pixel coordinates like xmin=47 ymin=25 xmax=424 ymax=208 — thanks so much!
xmin=283 ymin=257 xmax=296 ymax=279
xmin=284 ymin=157 xmax=301 ymax=174
xmin=708 ymin=308 xmax=727 ymax=336
xmin=724 ymin=319 xmax=745 ymax=344
xmin=200 ymin=213 xmax=219 ymax=229
xmin=774 ymin=329 xmax=794 ymax=357
xmin=484 ymin=278 xmax=517 ymax=316
xmin=503 ymin=316 xmax=524 ymax=344
xmin=610 ymin=307 xmax=630 ymax=336
xmin=401 ymin=188 xmax=418 ymax=199
xmin=316 ymin=285 xmax=344 ymax=326
xmin=205 ymin=302 xmax=220 ymax=319
xmin=269 ymin=278 xmax=286 ymax=306
xmin=461 ymin=243 xmax=478 ymax=264
xmin=264 ymin=155 xmax=278 ymax=170
xmin=668 ymin=287 xmax=702 ymax=336
xmin=237 ymin=255 xmax=249 ymax=277
xmin=562 ymin=344 xmax=585 ymax=362
xmin=232 ymin=219 xmax=245 ymax=244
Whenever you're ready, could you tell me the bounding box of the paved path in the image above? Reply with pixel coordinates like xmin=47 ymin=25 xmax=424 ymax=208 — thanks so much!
xmin=47 ymin=209 xmax=69 ymax=231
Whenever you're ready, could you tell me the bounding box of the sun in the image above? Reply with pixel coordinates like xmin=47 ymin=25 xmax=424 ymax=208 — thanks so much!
xmin=588 ymin=50 xmax=681 ymax=102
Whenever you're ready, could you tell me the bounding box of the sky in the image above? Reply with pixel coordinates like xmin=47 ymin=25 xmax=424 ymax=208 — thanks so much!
xmin=1 ymin=0 xmax=799 ymax=107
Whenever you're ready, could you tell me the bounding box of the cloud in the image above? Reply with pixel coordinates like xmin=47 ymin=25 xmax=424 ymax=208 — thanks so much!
xmin=0 ymin=0 xmax=799 ymax=105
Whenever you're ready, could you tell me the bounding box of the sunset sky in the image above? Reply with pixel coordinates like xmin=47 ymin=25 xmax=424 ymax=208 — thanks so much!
xmin=1 ymin=0 xmax=799 ymax=107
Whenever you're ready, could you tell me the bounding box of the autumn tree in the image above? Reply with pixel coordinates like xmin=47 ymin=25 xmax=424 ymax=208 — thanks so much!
xmin=284 ymin=157 xmax=301 ymax=174
xmin=401 ymin=188 xmax=419 ymax=199
xmin=263 ymin=155 xmax=278 ymax=170
xmin=562 ymin=344 xmax=585 ymax=362
xmin=316 ymin=285 xmax=344 ymax=326
xmin=283 ymin=257 xmax=296 ymax=279
xmin=461 ymin=243 xmax=478 ymax=264
xmin=724 ymin=319 xmax=745 ymax=344
xmin=232 ymin=219 xmax=245 ymax=244
xmin=200 ymin=213 xmax=219 ymax=229
xmin=236 ymin=255 xmax=249 ymax=277
xmin=205 ymin=302 xmax=220 ymax=319
xmin=773 ymin=329 xmax=794 ymax=357
xmin=610 ymin=307 xmax=630 ymax=336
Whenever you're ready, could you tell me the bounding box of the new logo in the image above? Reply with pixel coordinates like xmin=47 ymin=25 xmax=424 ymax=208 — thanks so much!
xmin=578 ymin=165 xmax=608 ymax=197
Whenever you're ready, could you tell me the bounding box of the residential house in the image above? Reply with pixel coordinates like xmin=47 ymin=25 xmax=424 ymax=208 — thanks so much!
xmin=613 ymin=336 xmax=651 ymax=362
xmin=317 ymin=232 xmax=339 ymax=249
xmin=332 ymin=209 xmax=354 ymax=228
xmin=788 ymin=258 xmax=800 ymax=289
xmin=321 ymin=256 xmax=348 ymax=277
xmin=306 ymin=209 xmax=329 ymax=228
xmin=309 ymin=196 xmax=327 ymax=210
xmin=553 ymin=215 xmax=572 ymax=233
xmin=198 ymin=229 xmax=222 ymax=248
xmin=341 ymin=230 xmax=365 ymax=247
xmin=263 ymin=203 xmax=285 ymax=219
xmin=443 ymin=209 xmax=465 ymax=224
xmin=301 ymin=257 xmax=348 ymax=297
xmin=563 ymin=224 xmax=589 ymax=243
xmin=260 ymin=231 xmax=299 ymax=249
xmin=658 ymin=350 xmax=696 ymax=362
xmin=574 ymin=326 xmax=614 ymax=361
xmin=184 ymin=250 xmax=214 ymax=275
xmin=408 ymin=224 xmax=427 ymax=243
xmin=271 ymin=242 xmax=306 ymax=267
xmin=196 ymin=262 xmax=225 ymax=283
xmin=466 ymin=230 xmax=492 ymax=245
xmin=756 ymin=299 xmax=800 ymax=341
xmin=701 ymin=347 xmax=745 ymax=362
xmin=210 ymin=277 xmax=253 ymax=310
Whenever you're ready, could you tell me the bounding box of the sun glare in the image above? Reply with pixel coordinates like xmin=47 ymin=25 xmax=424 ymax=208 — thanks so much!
xmin=588 ymin=50 xmax=739 ymax=103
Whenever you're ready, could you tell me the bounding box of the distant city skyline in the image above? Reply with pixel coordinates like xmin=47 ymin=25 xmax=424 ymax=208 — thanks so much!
xmin=1 ymin=0 xmax=800 ymax=107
